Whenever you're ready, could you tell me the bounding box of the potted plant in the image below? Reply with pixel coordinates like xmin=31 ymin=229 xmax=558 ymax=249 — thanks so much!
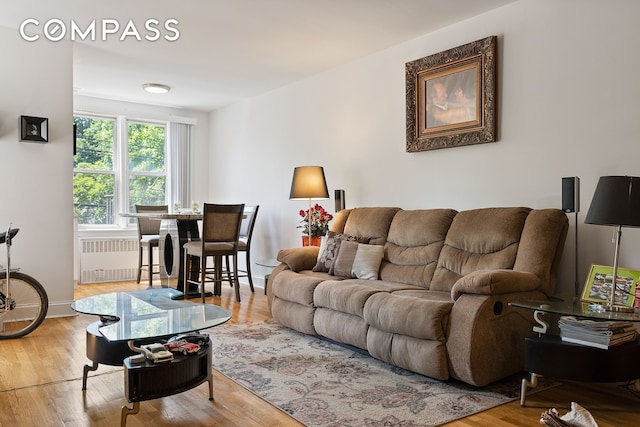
xmin=298 ymin=204 xmax=333 ymax=246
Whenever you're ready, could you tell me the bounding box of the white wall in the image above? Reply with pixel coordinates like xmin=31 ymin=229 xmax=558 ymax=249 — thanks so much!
xmin=209 ymin=0 xmax=640 ymax=296
xmin=0 ymin=26 xmax=74 ymax=316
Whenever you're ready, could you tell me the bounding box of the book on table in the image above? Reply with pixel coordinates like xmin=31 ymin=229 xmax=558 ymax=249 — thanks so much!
xmin=558 ymin=316 xmax=638 ymax=349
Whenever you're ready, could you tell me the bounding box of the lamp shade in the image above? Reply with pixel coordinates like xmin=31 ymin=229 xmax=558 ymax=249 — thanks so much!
xmin=585 ymin=176 xmax=640 ymax=227
xmin=289 ymin=166 xmax=329 ymax=200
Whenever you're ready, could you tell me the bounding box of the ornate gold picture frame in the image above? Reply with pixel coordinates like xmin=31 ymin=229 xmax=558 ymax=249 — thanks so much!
xmin=406 ymin=36 xmax=497 ymax=152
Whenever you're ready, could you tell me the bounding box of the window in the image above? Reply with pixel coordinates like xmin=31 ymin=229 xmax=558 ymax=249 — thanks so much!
xmin=73 ymin=115 xmax=117 ymax=225
xmin=74 ymin=115 xmax=167 ymax=225
xmin=127 ymin=121 xmax=167 ymax=209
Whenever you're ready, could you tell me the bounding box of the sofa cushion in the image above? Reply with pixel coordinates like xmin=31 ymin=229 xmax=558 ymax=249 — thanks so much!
xmin=314 ymin=308 xmax=369 ymax=349
xmin=342 ymin=207 xmax=401 ymax=246
xmin=513 ymin=209 xmax=569 ymax=296
xmin=271 ymin=270 xmax=329 ymax=307
xmin=367 ymin=327 xmax=450 ymax=381
xmin=329 ymin=208 xmax=352 ymax=233
xmin=430 ymin=207 xmax=531 ymax=293
xmin=363 ymin=291 xmax=454 ymax=341
xmin=380 ymin=209 xmax=457 ymax=288
xmin=313 ymin=279 xmax=420 ymax=317
xmin=332 ymin=241 xmax=384 ymax=279
xmin=312 ymin=231 xmax=369 ymax=273
xmin=271 ymin=298 xmax=317 ymax=335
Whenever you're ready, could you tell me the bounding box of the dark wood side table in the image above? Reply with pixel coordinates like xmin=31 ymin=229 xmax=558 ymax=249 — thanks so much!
xmin=510 ymin=298 xmax=640 ymax=406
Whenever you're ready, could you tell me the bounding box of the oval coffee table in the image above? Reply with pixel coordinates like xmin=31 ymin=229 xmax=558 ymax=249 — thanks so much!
xmin=72 ymin=288 xmax=231 ymax=426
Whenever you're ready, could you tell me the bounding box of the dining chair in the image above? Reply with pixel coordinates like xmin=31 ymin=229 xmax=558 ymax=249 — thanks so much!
xmin=224 ymin=205 xmax=259 ymax=293
xmin=134 ymin=204 xmax=168 ymax=288
xmin=183 ymin=203 xmax=245 ymax=303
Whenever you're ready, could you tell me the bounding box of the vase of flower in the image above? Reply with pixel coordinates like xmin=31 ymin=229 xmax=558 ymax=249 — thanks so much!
xmin=298 ymin=204 xmax=333 ymax=246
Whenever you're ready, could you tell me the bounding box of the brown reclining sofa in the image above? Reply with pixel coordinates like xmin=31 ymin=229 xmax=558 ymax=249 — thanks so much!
xmin=267 ymin=207 xmax=568 ymax=386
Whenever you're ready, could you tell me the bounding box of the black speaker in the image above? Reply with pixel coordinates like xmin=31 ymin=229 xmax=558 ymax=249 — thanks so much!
xmin=335 ymin=189 xmax=345 ymax=212
xmin=562 ymin=176 xmax=580 ymax=213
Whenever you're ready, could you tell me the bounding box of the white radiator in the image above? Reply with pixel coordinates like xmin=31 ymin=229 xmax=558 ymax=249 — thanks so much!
xmin=79 ymin=238 xmax=141 ymax=283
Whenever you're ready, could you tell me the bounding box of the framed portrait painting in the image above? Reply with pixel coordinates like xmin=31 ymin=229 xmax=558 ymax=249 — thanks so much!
xmin=406 ymin=36 xmax=497 ymax=152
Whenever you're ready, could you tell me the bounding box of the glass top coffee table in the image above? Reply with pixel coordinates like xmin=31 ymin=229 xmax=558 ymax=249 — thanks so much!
xmin=510 ymin=297 xmax=640 ymax=406
xmin=71 ymin=288 xmax=231 ymax=341
xmin=72 ymin=288 xmax=231 ymax=426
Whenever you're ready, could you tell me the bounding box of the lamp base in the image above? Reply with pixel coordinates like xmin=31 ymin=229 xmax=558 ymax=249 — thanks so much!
xmin=604 ymin=304 xmax=635 ymax=313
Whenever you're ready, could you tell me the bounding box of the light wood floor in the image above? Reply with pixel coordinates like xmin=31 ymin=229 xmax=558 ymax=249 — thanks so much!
xmin=0 ymin=280 xmax=638 ymax=426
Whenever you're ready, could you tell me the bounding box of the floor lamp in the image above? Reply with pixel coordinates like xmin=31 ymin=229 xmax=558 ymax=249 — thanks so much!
xmin=585 ymin=176 xmax=640 ymax=312
xmin=289 ymin=166 xmax=329 ymax=246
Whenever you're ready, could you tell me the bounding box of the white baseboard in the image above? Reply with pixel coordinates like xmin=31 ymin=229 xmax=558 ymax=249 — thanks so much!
xmin=46 ymin=301 xmax=78 ymax=318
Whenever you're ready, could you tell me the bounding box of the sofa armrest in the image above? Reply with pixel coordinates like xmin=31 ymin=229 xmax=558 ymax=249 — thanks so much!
xmin=276 ymin=246 xmax=319 ymax=272
xmin=451 ymin=269 xmax=540 ymax=301
xmin=446 ymin=290 xmax=546 ymax=386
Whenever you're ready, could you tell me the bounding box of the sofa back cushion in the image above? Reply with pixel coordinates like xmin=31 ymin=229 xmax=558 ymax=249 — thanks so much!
xmin=513 ymin=209 xmax=568 ymax=295
xmin=330 ymin=209 xmax=352 ymax=234
xmin=340 ymin=207 xmax=401 ymax=246
xmin=430 ymin=207 xmax=531 ymax=293
xmin=380 ymin=209 xmax=457 ymax=287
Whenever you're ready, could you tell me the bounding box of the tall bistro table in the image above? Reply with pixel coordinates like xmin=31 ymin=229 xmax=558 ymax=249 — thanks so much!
xmin=122 ymin=212 xmax=203 ymax=296
xmin=510 ymin=297 xmax=640 ymax=406
xmin=71 ymin=288 xmax=231 ymax=426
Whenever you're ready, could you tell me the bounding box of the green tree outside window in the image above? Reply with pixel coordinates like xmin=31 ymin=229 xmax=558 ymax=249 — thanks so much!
xmin=73 ymin=116 xmax=166 ymax=225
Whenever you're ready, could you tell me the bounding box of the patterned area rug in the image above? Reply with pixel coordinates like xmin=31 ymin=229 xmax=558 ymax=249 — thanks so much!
xmin=207 ymin=320 xmax=554 ymax=426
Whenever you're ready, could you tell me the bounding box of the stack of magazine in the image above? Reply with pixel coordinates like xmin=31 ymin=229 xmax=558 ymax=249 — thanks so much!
xmin=558 ymin=316 xmax=637 ymax=349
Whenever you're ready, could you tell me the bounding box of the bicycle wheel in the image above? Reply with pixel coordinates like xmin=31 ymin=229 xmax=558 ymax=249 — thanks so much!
xmin=0 ymin=271 xmax=48 ymax=339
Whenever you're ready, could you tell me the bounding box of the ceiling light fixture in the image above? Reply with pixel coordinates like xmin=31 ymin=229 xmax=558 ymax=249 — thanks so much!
xmin=142 ymin=83 xmax=170 ymax=94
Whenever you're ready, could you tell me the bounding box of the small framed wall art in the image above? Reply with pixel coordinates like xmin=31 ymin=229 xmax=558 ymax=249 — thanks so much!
xmin=406 ymin=35 xmax=497 ymax=152
xmin=581 ymin=264 xmax=640 ymax=309
xmin=20 ymin=115 xmax=48 ymax=143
